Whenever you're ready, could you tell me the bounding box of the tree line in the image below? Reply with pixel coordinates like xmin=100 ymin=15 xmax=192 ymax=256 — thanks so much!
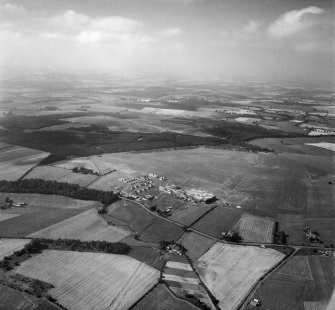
xmin=0 ymin=179 xmax=119 ymax=205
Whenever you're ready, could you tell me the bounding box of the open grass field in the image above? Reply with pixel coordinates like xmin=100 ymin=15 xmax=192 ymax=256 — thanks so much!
xmin=133 ymin=284 xmax=199 ymax=310
xmin=232 ymin=213 xmax=275 ymax=243
xmin=0 ymin=284 xmax=39 ymax=310
xmin=107 ymin=199 xmax=184 ymax=243
xmin=29 ymin=208 xmax=131 ymax=242
xmin=0 ymin=238 xmax=31 ymax=261
xmin=196 ymin=243 xmax=284 ymax=310
xmin=16 ymin=250 xmax=160 ymax=310
xmin=181 ymin=232 xmax=216 ymax=261
xmin=192 ymin=207 xmax=243 ymax=238
xmin=0 ymin=144 xmax=49 ymax=181
xmin=250 ymin=254 xmax=335 ymax=310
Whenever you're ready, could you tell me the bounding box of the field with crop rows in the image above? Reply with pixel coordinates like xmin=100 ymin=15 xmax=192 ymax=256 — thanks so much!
xmin=16 ymin=250 xmax=160 ymax=310
xmin=0 ymin=238 xmax=31 ymax=260
xmin=0 ymin=144 xmax=49 ymax=181
xmin=29 ymin=208 xmax=131 ymax=242
xmin=196 ymin=243 xmax=284 ymax=310
xmin=232 ymin=213 xmax=275 ymax=243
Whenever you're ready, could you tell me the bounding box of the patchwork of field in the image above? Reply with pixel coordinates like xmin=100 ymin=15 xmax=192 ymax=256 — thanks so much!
xmin=16 ymin=250 xmax=160 ymax=310
xmin=0 ymin=284 xmax=39 ymax=310
xmin=196 ymin=243 xmax=284 ymax=310
xmin=163 ymin=257 xmax=215 ymax=309
xmin=0 ymin=193 xmax=101 ymax=210
xmin=0 ymin=144 xmax=49 ymax=181
xmin=133 ymin=284 xmax=199 ymax=310
xmin=0 ymin=238 xmax=31 ymax=261
xmin=24 ymin=165 xmax=97 ymax=187
xmin=29 ymin=208 xmax=131 ymax=242
xmin=181 ymin=232 xmax=216 ymax=261
xmin=232 ymin=213 xmax=275 ymax=243
xmin=192 ymin=207 xmax=243 ymax=238
xmin=107 ymin=199 xmax=184 ymax=243
xmin=0 ymin=196 xmax=94 ymax=237
xmin=250 ymin=254 xmax=335 ymax=310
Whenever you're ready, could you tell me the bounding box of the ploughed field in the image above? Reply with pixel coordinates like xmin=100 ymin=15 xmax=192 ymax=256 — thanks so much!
xmin=195 ymin=243 xmax=285 ymax=310
xmin=15 ymin=250 xmax=160 ymax=310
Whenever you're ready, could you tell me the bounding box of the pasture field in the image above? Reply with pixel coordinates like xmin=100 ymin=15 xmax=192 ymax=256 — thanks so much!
xmin=232 ymin=213 xmax=275 ymax=243
xmin=29 ymin=208 xmax=131 ymax=242
xmin=169 ymin=203 xmax=213 ymax=226
xmin=24 ymin=165 xmax=72 ymax=181
xmin=25 ymin=165 xmax=97 ymax=187
xmin=127 ymin=245 xmax=163 ymax=270
xmin=16 ymin=250 xmax=160 ymax=310
xmin=196 ymin=243 xmax=284 ymax=310
xmin=279 ymin=218 xmax=335 ymax=246
xmin=181 ymin=232 xmax=216 ymax=261
xmin=0 ymin=213 xmax=19 ymax=222
xmin=107 ymin=199 xmax=184 ymax=243
xmin=133 ymin=284 xmax=199 ymax=310
xmin=0 ymin=238 xmax=31 ymax=261
xmin=0 ymin=205 xmax=84 ymax=237
xmin=249 ymin=254 xmax=335 ymax=310
xmin=0 ymin=145 xmax=49 ymax=181
xmin=192 ymin=207 xmax=242 ymax=238
xmin=0 ymin=284 xmax=39 ymax=310
xmin=57 ymin=171 xmax=97 ymax=187
xmin=0 ymin=192 xmax=102 ymax=210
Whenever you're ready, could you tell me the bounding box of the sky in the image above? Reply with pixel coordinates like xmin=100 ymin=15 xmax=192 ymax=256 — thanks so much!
xmin=0 ymin=0 xmax=334 ymax=83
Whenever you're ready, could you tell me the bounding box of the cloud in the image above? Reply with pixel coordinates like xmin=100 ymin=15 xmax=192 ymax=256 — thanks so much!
xmin=39 ymin=32 xmax=67 ymax=40
xmin=0 ymin=3 xmax=25 ymax=13
xmin=159 ymin=27 xmax=181 ymax=36
xmin=268 ymin=6 xmax=324 ymax=38
xmin=242 ymin=20 xmax=259 ymax=34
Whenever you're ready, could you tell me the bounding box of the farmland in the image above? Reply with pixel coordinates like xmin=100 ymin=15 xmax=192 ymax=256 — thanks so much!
xmin=16 ymin=250 xmax=160 ymax=310
xmin=133 ymin=284 xmax=199 ymax=310
xmin=0 ymin=284 xmax=40 ymax=310
xmin=0 ymin=194 xmax=97 ymax=237
xmin=0 ymin=238 xmax=31 ymax=261
xmin=232 ymin=213 xmax=275 ymax=243
xmin=181 ymin=232 xmax=216 ymax=261
xmin=29 ymin=208 xmax=131 ymax=242
xmin=0 ymin=144 xmax=49 ymax=181
xmin=196 ymin=243 xmax=284 ymax=310
xmin=192 ymin=207 xmax=243 ymax=238
xmin=106 ymin=199 xmax=184 ymax=243
xmin=248 ymin=254 xmax=335 ymax=310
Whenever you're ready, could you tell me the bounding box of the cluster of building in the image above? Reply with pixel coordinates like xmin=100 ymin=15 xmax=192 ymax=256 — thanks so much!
xmin=158 ymin=185 xmax=215 ymax=203
xmin=0 ymin=197 xmax=27 ymax=209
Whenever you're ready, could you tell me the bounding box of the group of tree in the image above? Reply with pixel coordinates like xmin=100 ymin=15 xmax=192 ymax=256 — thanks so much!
xmin=0 ymin=179 xmax=119 ymax=205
